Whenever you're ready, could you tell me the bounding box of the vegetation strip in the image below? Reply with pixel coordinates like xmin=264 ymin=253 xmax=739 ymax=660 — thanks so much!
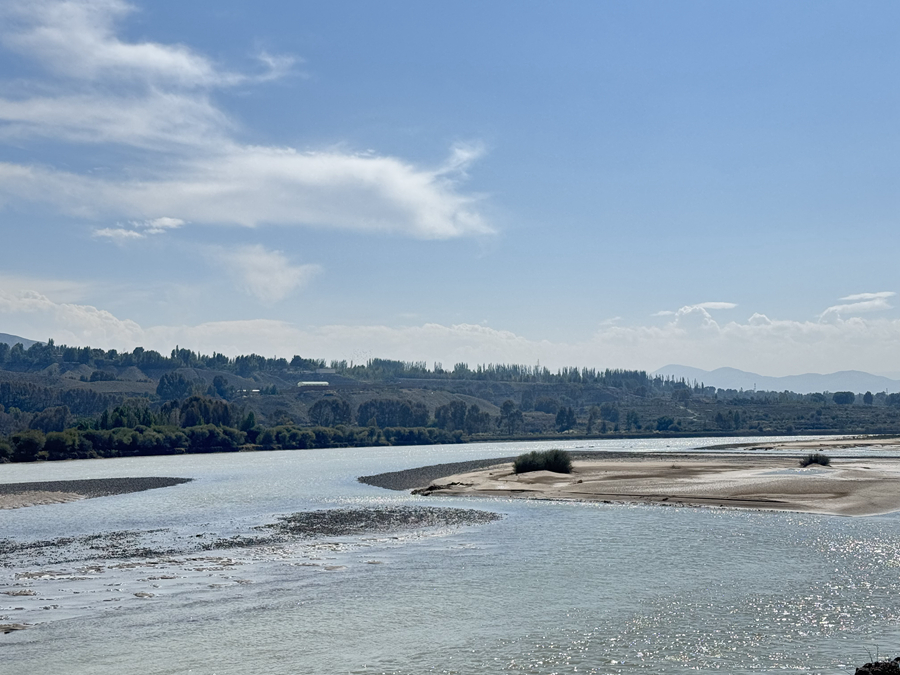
xmin=4 ymin=338 xmax=900 ymax=465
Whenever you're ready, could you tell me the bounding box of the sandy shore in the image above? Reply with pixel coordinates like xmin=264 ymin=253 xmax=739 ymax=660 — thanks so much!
xmin=0 ymin=477 xmax=191 ymax=510
xmin=709 ymin=435 xmax=900 ymax=451
xmin=412 ymin=455 xmax=900 ymax=516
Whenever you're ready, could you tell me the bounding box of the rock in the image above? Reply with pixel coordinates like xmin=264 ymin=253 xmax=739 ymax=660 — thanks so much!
xmin=856 ymin=658 xmax=900 ymax=674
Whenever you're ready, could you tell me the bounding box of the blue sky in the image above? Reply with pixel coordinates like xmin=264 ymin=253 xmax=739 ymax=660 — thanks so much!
xmin=1 ymin=0 xmax=899 ymax=375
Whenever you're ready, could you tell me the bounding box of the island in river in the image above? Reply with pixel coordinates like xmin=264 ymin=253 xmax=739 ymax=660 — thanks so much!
xmin=407 ymin=436 xmax=900 ymax=517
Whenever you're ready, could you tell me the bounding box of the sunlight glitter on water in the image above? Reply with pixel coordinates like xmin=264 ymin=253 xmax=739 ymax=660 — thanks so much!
xmin=3 ymin=438 xmax=900 ymax=674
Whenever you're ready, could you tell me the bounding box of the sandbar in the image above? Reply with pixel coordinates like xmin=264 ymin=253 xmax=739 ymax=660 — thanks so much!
xmin=413 ymin=455 xmax=900 ymax=516
xmin=0 ymin=477 xmax=191 ymax=510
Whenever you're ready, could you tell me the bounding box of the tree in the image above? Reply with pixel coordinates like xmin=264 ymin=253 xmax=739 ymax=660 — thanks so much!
xmin=434 ymin=400 xmax=467 ymax=430
xmin=498 ymin=400 xmax=523 ymax=435
xmin=534 ymin=397 xmax=560 ymax=414
xmin=556 ymin=406 xmax=576 ymax=432
xmin=656 ymin=416 xmax=675 ymax=431
xmin=599 ymin=402 xmax=619 ymax=423
xmin=625 ymin=409 xmax=641 ymax=430
xmin=29 ymin=405 xmax=70 ymax=433
xmin=11 ymin=430 xmax=45 ymax=462
xmin=832 ymin=391 xmax=855 ymax=405
xmin=464 ymin=405 xmax=492 ymax=434
xmin=156 ymin=371 xmax=194 ymax=401
xmin=864 ymin=391 xmax=874 ymax=405
xmin=212 ymin=375 xmax=234 ymax=400
xmin=309 ymin=398 xmax=351 ymax=426
xmin=586 ymin=406 xmax=599 ymax=433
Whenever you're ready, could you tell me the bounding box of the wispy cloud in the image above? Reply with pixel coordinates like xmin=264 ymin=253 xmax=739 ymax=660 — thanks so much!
xmin=821 ymin=291 xmax=895 ymax=319
xmin=0 ymin=0 xmax=491 ymax=239
xmin=93 ymin=216 xmax=184 ymax=241
xmin=653 ymin=301 xmax=736 ymax=318
xmin=208 ymin=244 xmax=321 ymax=305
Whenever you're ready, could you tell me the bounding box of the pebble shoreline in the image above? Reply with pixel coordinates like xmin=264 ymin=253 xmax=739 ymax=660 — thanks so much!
xmin=0 ymin=477 xmax=191 ymax=499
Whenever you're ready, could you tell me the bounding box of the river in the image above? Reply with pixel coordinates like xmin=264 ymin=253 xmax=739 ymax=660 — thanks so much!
xmin=3 ymin=436 xmax=900 ymax=674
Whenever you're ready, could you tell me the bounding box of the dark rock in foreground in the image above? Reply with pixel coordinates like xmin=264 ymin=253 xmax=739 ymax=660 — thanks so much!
xmin=857 ymin=658 xmax=900 ymax=674
xmin=265 ymin=505 xmax=502 ymax=537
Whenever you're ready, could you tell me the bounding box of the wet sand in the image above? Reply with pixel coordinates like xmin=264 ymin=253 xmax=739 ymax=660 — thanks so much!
xmin=411 ymin=455 xmax=900 ymax=516
xmin=0 ymin=477 xmax=192 ymax=510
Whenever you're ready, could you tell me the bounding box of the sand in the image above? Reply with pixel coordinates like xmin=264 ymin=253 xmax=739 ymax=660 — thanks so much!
xmin=0 ymin=490 xmax=85 ymax=509
xmin=0 ymin=477 xmax=191 ymax=510
xmin=413 ymin=455 xmax=900 ymax=516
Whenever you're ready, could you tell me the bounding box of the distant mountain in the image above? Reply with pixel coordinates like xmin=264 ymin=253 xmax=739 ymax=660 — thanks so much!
xmin=653 ymin=364 xmax=900 ymax=395
xmin=0 ymin=332 xmax=39 ymax=349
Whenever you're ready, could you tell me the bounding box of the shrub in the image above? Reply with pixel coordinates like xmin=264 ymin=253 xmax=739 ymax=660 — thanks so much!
xmin=799 ymin=452 xmax=831 ymax=467
xmin=514 ymin=449 xmax=572 ymax=474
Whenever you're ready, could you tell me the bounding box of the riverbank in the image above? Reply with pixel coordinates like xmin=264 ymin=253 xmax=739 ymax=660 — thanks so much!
xmin=407 ymin=454 xmax=900 ymax=516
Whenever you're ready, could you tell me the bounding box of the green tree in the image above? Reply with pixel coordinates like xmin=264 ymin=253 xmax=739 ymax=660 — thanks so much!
xmin=11 ymin=430 xmax=45 ymax=462
xmin=864 ymin=391 xmax=874 ymax=405
xmin=498 ymin=400 xmax=524 ymax=435
xmin=434 ymin=400 xmax=467 ymax=430
xmin=599 ymin=402 xmax=620 ymax=423
xmin=586 ymin=406 xmax=599 ymax=433
xmin=156 ymin=371 xmax=194 ymax=401
xmin=464 ymin=405 xmax=492 ymax=434
xmin=625 ymin=409 xmax=641 ymax=430
xmin=656 ymin=416 xmax=675 ymax=431
xmin=555 ymin=406 xmax=576 ymax=432
xmin=29 ymin=405 xmax=70 ymax=433
xmin=832 ymin=391 xmax=855 ymax=405
xmin=308 ymin=398 xmax=351 ymax=426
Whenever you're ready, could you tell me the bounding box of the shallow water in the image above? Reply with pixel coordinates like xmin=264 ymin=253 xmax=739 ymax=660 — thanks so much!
xmin=3 ymin=436 xmax=900 ymax=674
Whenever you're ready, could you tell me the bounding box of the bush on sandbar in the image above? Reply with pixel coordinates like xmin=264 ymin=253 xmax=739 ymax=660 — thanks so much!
xmin=514 ymin=449 xmax=572 ymax=474
xmin=799 ymin=452 xmax=831 ymax=467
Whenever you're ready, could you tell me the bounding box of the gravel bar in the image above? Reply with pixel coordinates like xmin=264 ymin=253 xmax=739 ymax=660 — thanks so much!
xmin=0 ymin=477 xmax=191 ymax=498
xmin=266 ymin=506 xmax=501 ymax=537
xmin=359 ymin=458 xmax=518 ymax=491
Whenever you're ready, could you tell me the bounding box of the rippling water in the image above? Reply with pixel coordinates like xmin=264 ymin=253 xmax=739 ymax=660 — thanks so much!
xmin=3 ymin=437 xmax=900 ymax=674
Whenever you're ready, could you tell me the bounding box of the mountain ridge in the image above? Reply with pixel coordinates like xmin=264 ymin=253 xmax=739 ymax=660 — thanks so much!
xmin=0 ymin=333 xmax=38 ymax=349
xmin=653 ymin=364 xmax=900 ymax=394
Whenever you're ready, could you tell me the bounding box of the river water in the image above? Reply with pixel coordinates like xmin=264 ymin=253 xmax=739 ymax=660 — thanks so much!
xmin=3 ymin=437 xmax=900 ymax=674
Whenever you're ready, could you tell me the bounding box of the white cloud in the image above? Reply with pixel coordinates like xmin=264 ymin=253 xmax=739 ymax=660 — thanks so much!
xmin=821 ymin=291 xmax=895 ymax=319
xmin=0 ymin=0 xmax=491 ymax=239
xmin=208 ymin=244 xmax=321 ymax=304
xmin=840 ymin=291 xmax=895 ymax=302
xmin=92 ymin=227 xmax=144 ymax=241
xmin=0 ymin=0 xmax=275 ymax=87
xmin=654 ymin=302 xmax=736 ymax=317
xmin=92 ymin=216 xmax=184 ymax=240
xmin=693 ymin=301 xmax=737 ymax=310
xmin=5 ymin=287 xmax=900 ymax=376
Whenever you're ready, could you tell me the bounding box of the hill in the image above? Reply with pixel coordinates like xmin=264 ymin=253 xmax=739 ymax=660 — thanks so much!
xmin=0 ymin=333 xmax=38 ymax=349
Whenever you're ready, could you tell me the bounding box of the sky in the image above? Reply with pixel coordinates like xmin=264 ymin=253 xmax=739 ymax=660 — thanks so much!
xmin=1 ymin=0 xmax=899 ymax=376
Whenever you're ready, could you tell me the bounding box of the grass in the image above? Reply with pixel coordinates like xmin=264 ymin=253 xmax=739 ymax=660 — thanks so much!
xmin=513 ymin=449 xmax=573 ymax=474
xmin=799 ymin=452 xmax=831 ymax=467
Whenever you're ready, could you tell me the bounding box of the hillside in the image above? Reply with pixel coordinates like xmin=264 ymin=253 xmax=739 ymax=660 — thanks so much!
xmin=1 ymin=340 xmax=900 ymax=463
